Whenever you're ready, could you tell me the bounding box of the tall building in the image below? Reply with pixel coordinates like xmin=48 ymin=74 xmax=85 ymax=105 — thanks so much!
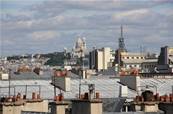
xmin=158 ymin=46 xmax=173 ymax=65
xmin=89 ymin=47 xmax=114 ymax=71
xmin=157 ymin=46 xmax=173 ymax=73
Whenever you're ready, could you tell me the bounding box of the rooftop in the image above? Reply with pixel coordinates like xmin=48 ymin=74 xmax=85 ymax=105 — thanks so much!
xmin=0 ymin=77 xmax=173 ymax=100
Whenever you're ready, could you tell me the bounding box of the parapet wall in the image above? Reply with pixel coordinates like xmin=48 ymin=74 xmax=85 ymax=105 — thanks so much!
xmin=120 ymin=76 xmax=140 ymax=91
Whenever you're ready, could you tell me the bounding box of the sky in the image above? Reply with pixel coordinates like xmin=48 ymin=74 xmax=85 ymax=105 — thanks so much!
xmin=0 ymin=0 xmax=173 ymax=56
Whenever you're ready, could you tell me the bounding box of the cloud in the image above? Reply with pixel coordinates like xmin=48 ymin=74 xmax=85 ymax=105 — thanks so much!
xmin=112 ymin=9 xmax=149 ymax=20
xmin=30 ymin=31 xmax=59 ymax=41
xmin=1 ymin=0 xmax=173 ymax=56
xmin=30 ymin=0 xmax=166 ymax=19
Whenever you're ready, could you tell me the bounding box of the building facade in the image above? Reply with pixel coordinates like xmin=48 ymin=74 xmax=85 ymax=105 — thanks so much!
xmin=157 ymin=46 xmax=173 ymax=73
xmin=89 ymin=47 xmax=114 ymax=71
xmin=118 ymin=52 xmax=146 ymax=70
xmin=158 ymin=46 xmax=173 ymax=65
xmin=72 ymin=37 xmax=87 ymax=58
xmin=141 ymin=59 xmax=158 ymax=73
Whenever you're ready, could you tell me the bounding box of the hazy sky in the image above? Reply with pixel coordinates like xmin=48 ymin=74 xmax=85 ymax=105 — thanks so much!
xmin=1 ymin=0 xmax=173 ymax=56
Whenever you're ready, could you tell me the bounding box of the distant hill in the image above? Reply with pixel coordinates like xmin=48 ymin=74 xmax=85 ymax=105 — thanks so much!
xmin=7 ymin=52 xmax=71 ymax=66
xmin=41 ymin=52 xmax=71 ymax=66
xmin=7 ymin=55 xmax=32 ymax=60
xmin=44 ymin=52 xmax=65 ymax=66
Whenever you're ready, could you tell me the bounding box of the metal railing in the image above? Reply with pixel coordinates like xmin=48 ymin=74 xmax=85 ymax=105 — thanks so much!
xmin=0 ymin=85 xmax=41 ymax=98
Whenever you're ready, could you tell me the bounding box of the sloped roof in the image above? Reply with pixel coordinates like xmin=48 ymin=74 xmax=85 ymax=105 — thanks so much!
xmin=0 ymin=77 xmax=172 ymax=99
xmin=0 ymin=78 xmax=136 ymax=99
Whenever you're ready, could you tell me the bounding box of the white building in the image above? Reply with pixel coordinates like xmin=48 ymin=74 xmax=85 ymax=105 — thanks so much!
xmin=89 ymin=47 xmax=114 ymax=71
xmin=72 ymin=37 xmax=86 ymax=58
xmin=120 ymin=52 xmax=146 ymax=70
xmin=115 ymin=51 xmax=160 ymax=73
